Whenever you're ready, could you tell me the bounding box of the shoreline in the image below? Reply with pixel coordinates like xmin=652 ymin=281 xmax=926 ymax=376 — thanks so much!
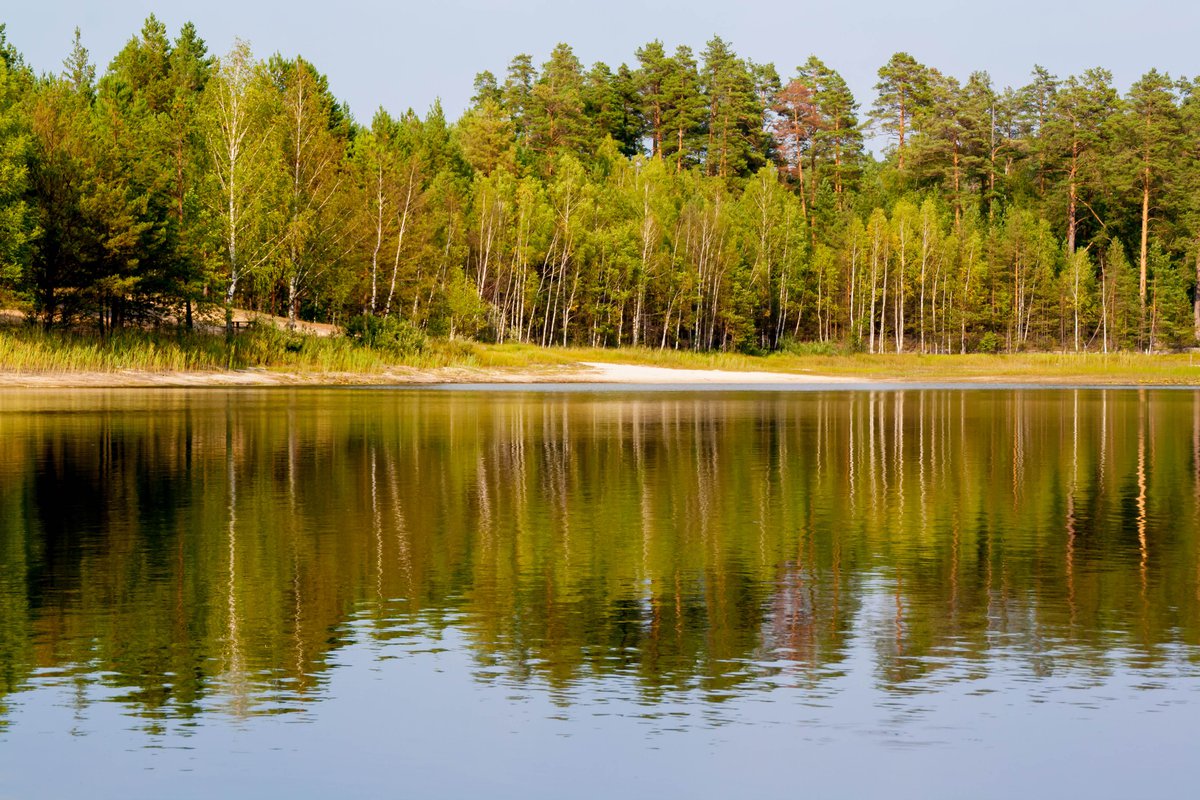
xmin=0 ymin=362 xmax=848 ymax=388
xmin=2 ymin=359 xmax=1199 ymax=389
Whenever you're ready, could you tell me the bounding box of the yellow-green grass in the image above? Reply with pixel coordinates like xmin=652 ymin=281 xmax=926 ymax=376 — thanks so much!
xmin=0 ymin=325 xmax=477 ymax=374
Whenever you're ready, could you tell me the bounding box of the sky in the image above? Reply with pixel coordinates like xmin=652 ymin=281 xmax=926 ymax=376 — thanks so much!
xmin=2 ymin=0 xmax=1196 ymax=126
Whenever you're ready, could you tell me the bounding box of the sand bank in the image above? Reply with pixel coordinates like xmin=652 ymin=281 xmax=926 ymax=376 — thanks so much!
xmin=0 ymin=361 xmax=852 ymax=388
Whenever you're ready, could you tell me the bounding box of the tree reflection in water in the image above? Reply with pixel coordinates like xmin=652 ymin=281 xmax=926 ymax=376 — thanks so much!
xmin=0 ymin=387 xmax=1198 ymax=726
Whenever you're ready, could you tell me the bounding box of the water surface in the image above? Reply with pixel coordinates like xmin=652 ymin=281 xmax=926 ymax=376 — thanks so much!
xmin=1 ymin=387 xmax=1198 ymax=798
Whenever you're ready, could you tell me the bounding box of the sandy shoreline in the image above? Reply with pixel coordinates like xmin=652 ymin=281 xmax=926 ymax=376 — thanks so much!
xmin=0 ymin=361 xmax=856 ymax=389
xmin=0 ymin=359 xmax=1193 ymax=389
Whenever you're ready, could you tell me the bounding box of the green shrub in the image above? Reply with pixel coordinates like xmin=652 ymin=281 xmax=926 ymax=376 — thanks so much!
xmin=779 ymin=337 xmax=841 ymax=357
xmin=345 ymin=314 xmax=426 ymax=355
xmin=976 ymin=332 xmax=1002 ymax=354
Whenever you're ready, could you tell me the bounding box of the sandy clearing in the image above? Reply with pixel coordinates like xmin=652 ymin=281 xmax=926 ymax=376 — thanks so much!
xmin=574 ymin=362 xmax=851 ymax=384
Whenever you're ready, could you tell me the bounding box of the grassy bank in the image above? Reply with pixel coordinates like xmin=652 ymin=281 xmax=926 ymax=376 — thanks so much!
xmin=3 ymin=321 xmax=1200 ymax=384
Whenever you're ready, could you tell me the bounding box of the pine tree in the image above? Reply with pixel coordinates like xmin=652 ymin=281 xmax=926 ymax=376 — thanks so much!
xmin=582 ymin=61 xmax=641 ymax=157
xmin=908 ymin=71 xmax=972 ymax=221
xmin=1018 ymin=66 xmax=1058 ymax=198
xmin=800 ymin=56 xmax=862 ymax=201
xmin=62 ymin=28 xmax=96 ymax=101
xmin=1123 ymin=70 xmax=1180 ymax=344
xmin=700 ymin=37 xmax=765 ymax=178
xmin=528 ymin=44 xmax=587 ymax=167
xmin=635 ymin=41 xmax=669 ymax=158
xmin=1044 ymin=69 xmax=1119 ymax=255
xmin=871 ymin=52 xmax=931 ymax=171
xmin=770 ymin=77 xmax=821 ymax=223
xmin=1176 ymin=77 xmax=1200 ymax=340
xmin=0 ymin=26 xmax=32 ymax=293
xmin=458 ymin=96 xmax=516 ymax=176
xmin=660 ymin=46 xmax=705 ymax=172
xmin=502 ymin=54 xmax=536 ymax=158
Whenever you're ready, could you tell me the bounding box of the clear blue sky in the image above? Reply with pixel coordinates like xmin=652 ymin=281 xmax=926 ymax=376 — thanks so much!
xmin=3 ymin=0 xmax=1194 ymax=124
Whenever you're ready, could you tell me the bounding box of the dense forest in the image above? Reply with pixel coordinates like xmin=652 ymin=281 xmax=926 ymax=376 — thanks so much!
xmin=1 ymin=18 xmax=1199 ymax=353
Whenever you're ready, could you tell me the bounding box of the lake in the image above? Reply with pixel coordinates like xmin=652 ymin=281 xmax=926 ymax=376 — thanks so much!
xmin=1 ymin=386 xmax=1198 ymax=799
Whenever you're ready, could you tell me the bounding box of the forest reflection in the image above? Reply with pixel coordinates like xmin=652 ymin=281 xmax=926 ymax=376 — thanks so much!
xmin=1 ymin=387 xmax=1198 ymax=726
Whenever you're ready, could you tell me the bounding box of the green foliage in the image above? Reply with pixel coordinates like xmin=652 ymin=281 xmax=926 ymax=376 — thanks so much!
xmin=779 ymin=337 xmax=841 ymax=356
xmin=6 ymin=20 xmax=1200 ymax=358
xmin=976 ymin=331 xmax=1002 ymax=353
xmin=1149 ymin=242 xmax=1194 ymax=349
xmin=344 ymin=313 xmax=426 ymax=355
xmin=0 ymin=33 xmax=33 ymax=291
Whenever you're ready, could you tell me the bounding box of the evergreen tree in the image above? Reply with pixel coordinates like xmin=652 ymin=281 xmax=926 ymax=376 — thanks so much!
xmin=1176 ymin=76 xmax=1200 ymax=340
xmin=0 ymin=26 xmax=32 ymax=293
xmin=871 ymin=52 xmax=931 ymax=171
xmin=582 ymin=61 xmax=641 ymax=157
xmin=528 ymin=44 xmax=587 ymax=168
xmin=1044 ymin=69 xmax=1119 ymax=255
xmin=700 ymin=37 xmax=766 ymax=178
xmin=1018 ymin=65 xmax=1058 ymax=197
xmin=800 ymin=56 xmax=862 ymax=201
xmin=635 ymin=41 xmax=669 ymax=158
xmin=1123 ymin=69 xmax=1180 ymax=340
xmin=770 ymin=76 xmax=821 ymax=223
xmin=660 ymin=46 xmax=706 ymax=171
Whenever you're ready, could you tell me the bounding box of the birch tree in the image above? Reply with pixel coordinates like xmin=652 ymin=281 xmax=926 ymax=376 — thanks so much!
xmin=202 ymin=40 xmax=279 ymax=335
xmin=270 ymin=56 xmax=353 ymax=330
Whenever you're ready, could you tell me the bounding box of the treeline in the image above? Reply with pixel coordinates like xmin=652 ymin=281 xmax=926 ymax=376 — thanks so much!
xmin=1 ymin=18 xmax=1199 ymax=352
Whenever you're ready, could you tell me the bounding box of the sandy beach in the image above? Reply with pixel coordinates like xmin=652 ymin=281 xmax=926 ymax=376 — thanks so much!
xmin=4 ymin=354 xmax=1198 ymax=389
xmin=0 ymin=360 xmax=855 ymax=389
xmin=574 ymin=362 xmax=851 ymax=384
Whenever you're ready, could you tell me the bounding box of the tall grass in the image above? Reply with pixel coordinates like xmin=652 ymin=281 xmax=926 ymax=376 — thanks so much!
xmin=0 ymin=323 xmax=482 ymax=373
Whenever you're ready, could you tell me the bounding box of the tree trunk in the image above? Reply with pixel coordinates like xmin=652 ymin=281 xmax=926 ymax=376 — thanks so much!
xmin=1194 ymin=242 xmax=1200 ymax=344
xmin=287 ymin=276 xmax=298 ymax=332
xmin=1067 ymin=138 xmax=1078 ymax=255
xmin=224 ymin=278 xmax=238 ymax=340
xmin=1140 ymin=175 xmax=1150 ymax=350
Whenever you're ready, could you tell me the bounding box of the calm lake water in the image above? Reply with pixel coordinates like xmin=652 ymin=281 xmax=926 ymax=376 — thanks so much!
xmin=1 ymin=386 xmax=1199 ymax=798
